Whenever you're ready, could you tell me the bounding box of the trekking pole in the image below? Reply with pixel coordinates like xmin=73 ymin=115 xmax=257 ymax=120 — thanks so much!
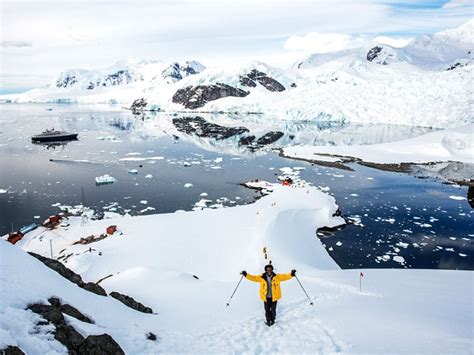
xmin=295 ymin=275 xmax=314 ymax=305
xmin=226 ymin=275 xmax=244 ymax=307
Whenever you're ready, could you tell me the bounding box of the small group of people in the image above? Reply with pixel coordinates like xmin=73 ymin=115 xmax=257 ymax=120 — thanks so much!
xmin=241 ymin=264 xmax=296 ymax=326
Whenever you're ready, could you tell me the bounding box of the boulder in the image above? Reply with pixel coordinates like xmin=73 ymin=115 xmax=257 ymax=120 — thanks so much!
xmin=83 ymin=282 xmax=107 ymax=297
xmin=77 ymin=334 xmax=125 ymax=355
xmin=0 ymin=346 xmax=25 ymax=355
xmin=110 ymin=291 xmax=153 ymax=314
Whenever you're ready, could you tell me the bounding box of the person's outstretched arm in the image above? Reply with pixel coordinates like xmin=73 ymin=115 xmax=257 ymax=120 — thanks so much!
xmin=276 ymin=269 xmax=296 ymax=282
xmin=241 ymin=271 xmax=261 ymax=282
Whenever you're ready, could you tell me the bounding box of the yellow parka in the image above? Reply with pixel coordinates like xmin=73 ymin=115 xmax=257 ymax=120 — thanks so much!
xmin=245 ymin=272 xmax=293 ymax=302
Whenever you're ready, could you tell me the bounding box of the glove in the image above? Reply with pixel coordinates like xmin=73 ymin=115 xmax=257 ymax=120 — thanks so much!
xmin=291 ymin=269 xmax=296 ymax=277
xmin=241 ymin=271 xmax=247 ymax=277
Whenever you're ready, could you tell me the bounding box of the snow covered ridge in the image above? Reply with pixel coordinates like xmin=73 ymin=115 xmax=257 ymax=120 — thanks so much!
xmin=53 ymin=59 xmax=206 ymax=90
xmin=297 ymin=19 xmax=473 ymax=70
xmin=3 ymin=181 xmax=473 ymax=353
xmin=1 ymin=20 xmax=473 ymax=127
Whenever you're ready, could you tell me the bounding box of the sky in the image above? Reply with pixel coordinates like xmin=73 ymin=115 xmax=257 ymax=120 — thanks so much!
xmin=0 ymin=0 xmax=473 ymax=93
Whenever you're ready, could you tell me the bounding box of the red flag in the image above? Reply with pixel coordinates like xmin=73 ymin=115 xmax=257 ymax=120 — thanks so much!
xmin=360 ymin=272 xmax=364 ymax=277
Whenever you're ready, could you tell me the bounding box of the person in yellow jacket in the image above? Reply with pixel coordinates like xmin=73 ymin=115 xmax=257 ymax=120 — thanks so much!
xmin=241 ymin=264 xmax=296 ymax=326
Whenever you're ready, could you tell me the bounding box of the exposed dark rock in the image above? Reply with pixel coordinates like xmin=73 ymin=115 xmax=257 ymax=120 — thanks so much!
xmin=28 ymin=303 xmax=65 ymax=324
xmin=446 ymin=62 xmax=464 ymax=71
xmin=146 ymin=332 xmax=157 ymax=341
xmin=72 ymin=234 xmax=108 ymax=245
xmin=110 ymin=291 xmax=153 ymax=314
xmin=316 ymin=224 xmax=346 ymax=238
xmin=239 ymin=135 xmax=256 ymax=146
xmin=172 ymin=83 xmax=249 ymax=109
xmin=47 ymin=299 xmax=93 ymax=324
xmin=103 ymin=70 xmax=136 ymax=87
xmin=83 ymin=282 xmax=107 ymax=296
xmin=55 ymin=323 xmax=85 ymax=351
xmin=56 ymin=75 xmax=78 ymax=88
xmin=172 ymin=116 xmax=248 ymax=140
xmin=290 ymin=83 xmax=297 ymax=88
xmin=162 ymin=61 xmax=205 ymax=82
xmin=256 ymin=131 xmax=284 ymax=145
xmin=43 ymin=298 xmax=93 ymax=324
xmin=130 ymin=98 xmax=148 ymax=113
xmin=239 ymin=70 xmax=285 ymax=92
xmin=28 ymin=301 xmax=124 ymax=354
xmin=77 ymin=334 xmax=125 ymax=355
xmin=0 ymin=346 xmax=25 ymax=355
xmin=28 ymin=252 xmax=83 ymax=287
xmin=28 ymin=252 xmax=105 ymax=296
xmin=367 ymin=46 xmax=383 ymax=62
xmin=239 ymin=76 xmax=257 ymax=88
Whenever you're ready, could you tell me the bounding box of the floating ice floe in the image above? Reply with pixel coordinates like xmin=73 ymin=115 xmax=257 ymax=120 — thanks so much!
xmin=95 ymin=174 xmax=116 ymax=185
xmin=0 ymin=189 xmax=7 ymax=194
xmin=145 ymin=174 xmax=153 ymax=179
xmin=128 ymin=169 xmax=139 ymax=174
xmin=449 ymin=195 xmax=466 ymax=201
xmin=393 ymin=256 xmax=406 ymax=264
xmin=184 ymin=183 xmax=193 ymax=188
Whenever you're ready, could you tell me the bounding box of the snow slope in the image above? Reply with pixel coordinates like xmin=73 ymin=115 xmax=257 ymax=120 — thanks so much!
xmin=0 ymin=241 xmax=161 ymax=354
xmin=4 ymin=180 xmax=473 ymax=354
xmin=283 ymin=123 xmax=474 ymax=165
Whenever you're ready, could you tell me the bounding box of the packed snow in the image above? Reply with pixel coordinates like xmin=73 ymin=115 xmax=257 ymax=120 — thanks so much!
xmin=1 ymin=181 xmax=472 ymax=353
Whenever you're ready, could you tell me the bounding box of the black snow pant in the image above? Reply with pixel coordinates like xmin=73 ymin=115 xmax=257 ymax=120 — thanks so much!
xmin=264 ymin=297 xmax=277 ymax=322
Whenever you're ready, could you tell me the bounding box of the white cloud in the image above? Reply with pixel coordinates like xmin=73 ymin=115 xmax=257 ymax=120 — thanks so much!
xmin=283 ymin=33 xmax=366 ymax=53
xmin=442 ymin=0 xmax=473 ymax=9
xmin=283 ymin=32 xmax=413 ymax=53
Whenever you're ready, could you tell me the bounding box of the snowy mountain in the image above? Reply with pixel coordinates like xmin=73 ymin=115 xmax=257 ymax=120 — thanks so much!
xmin=297 ymin=19 xmax=473 ymax=70
xmin=0 ymin=20 xmax=472 ymax=128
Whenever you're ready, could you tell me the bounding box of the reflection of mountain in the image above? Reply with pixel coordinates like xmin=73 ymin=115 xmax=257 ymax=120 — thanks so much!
xmin=129 ymin=113 xmax=435 ymax=154
xmin=109 ymin=119 xmax=134 ymax=131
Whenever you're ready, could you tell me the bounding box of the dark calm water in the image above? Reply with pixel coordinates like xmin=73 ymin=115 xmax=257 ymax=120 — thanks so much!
xmin=1 ymin=104 xmax=472 ymax=270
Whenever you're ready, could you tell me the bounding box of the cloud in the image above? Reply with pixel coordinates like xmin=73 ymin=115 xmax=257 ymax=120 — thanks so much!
xmin=442 ymin=0 xmax=473 ymax=9
xmin=283 ymin=32 xmax=413 ymax=53
xmin=0 ymin=41 xmax=32 ymax=48
xmin=283 ymin=33 xmax=366 ymax=53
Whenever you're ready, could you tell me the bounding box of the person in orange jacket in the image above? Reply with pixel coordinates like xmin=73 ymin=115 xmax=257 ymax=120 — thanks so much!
xmin=241 ymin=264 xmax=296 ymax=326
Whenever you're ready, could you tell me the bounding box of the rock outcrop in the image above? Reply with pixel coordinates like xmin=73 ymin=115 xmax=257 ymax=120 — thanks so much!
xmin=28 ymin=252 xmax=107 ymax=296
xmin=162 ymin=61 xmax=205 ymax=83
xmin=172 ymin=116 xmax=248 ymax=139
xmin=366 ymin=45 xmax=397 ymax=65
xmin=172 ymin=83 xmax=249 ymax=109
xmin=0 ymin=346 xmax=25 ymax=355
xmin=28 ymin=299 xmax=124 ymax=354
xmin=239 ymin=70 xmax=286 ymax=92
xmin=110 ymin=291 xmax=153 ymax=314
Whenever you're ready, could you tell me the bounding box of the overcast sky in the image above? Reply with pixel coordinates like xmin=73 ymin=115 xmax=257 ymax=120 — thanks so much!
xmin=0 ymin=0 xmax=473 ymax=93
